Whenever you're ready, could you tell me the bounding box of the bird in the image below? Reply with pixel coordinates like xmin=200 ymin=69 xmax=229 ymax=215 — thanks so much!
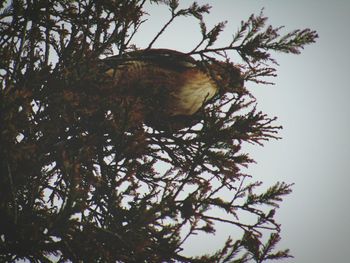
xmin=101 ymin=49 xmax=244 ymax=130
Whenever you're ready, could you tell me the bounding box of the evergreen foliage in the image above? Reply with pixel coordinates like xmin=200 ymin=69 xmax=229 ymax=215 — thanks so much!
xmin=0 ymin=0 xmax=317 ymax=262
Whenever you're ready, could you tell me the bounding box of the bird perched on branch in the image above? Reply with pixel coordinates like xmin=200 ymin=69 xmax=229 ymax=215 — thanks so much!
xmin=102 ymin=49 xmax=244 ymax=130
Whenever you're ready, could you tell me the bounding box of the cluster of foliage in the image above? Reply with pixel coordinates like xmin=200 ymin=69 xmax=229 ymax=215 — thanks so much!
xmin=0 ymin=0 xmax=317 ymax=262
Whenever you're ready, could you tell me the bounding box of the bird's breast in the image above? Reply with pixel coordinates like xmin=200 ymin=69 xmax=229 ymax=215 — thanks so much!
xmin=170 ymin=70 xmax=218 ymax=116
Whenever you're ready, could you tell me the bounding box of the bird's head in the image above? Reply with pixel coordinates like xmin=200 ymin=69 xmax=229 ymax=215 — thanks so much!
xmin=207 ymin=61 xmax=244 ymax=94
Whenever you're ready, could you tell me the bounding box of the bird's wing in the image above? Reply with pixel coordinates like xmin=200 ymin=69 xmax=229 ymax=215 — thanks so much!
xmin=102 ymin=49 xmax=198 ymax=73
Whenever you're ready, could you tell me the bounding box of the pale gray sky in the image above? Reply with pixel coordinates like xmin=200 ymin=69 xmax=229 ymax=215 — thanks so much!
xmin=132 ymin=1 xmax=350 ymax=262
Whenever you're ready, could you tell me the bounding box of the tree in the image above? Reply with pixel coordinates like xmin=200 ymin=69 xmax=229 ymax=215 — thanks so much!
xmin=0 ymin=0 xmax=318 ymax=262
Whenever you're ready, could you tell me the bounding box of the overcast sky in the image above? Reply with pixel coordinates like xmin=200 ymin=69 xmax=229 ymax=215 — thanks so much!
xmin=132 ymin=1 xmax=350 ymax=262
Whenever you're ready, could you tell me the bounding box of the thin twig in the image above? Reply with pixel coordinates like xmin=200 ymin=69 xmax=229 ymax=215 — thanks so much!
xmin=188 ymin=45 xmax=239 ymax=56
xmin=146 ymin=14 xmax=178 ymax=49
xmin=7 ymin=162 xmax=18 ymax=224
xmin=44 ymin=6 xmax=51 ymax=66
